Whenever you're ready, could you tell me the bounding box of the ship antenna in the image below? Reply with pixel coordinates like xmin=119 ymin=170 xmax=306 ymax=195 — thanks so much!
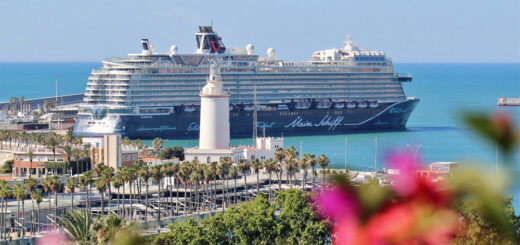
xmin=252 ymin=84 xmax=258 ymax=147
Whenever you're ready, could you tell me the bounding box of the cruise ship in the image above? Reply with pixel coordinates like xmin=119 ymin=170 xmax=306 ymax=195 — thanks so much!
xmin=74 ymin=26 xmax=419 ymax=139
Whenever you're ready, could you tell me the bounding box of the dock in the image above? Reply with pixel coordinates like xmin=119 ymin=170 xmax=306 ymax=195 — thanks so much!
xmin=498 ymin=97 xmax=520 ymax=106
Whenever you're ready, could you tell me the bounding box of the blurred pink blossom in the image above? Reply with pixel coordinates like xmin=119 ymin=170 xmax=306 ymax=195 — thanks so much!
xmin=36 ymin=230 xmax=71 ymax=245
xmin=387 ymin=149 xmax=419 ymax=197
xmin=315 ymin=186 xmax=359 ymax=223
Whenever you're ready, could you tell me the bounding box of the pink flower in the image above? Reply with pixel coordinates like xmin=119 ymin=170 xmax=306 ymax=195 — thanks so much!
xmin=36 ymin=230 xmax=71 ymax=245
xmin=386 ymin=149 xmax=419 ymax=197
xmin=315 ymin=186 xmax=359 ymax=223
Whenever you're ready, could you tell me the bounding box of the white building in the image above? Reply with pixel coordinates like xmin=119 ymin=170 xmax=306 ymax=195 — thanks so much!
xmin=184 ymin=63 xmax=283 ymax=164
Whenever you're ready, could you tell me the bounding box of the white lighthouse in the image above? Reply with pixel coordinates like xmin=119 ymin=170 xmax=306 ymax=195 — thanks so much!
xmin=184 ymin=62 xmax=283 ymax=164
xmin=199 ymin=63 xmax=230 ymax=149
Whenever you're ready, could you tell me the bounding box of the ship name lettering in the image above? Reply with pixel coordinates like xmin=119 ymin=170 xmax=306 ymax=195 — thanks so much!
xmin=284 ymin=116 xmax=313 ymax=128
xmin=314 ymin=115 xmax=344 ymax=131
xmin=389 ymin=107 xmax=408 ymax=114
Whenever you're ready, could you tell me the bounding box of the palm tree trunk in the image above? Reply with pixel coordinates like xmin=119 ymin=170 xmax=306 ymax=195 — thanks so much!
xmin=157 ymin=180 xmax=161 ymax=222
xmin=145 ymin=180 xmax=149 ymax=221
xmin=312 ymin=166 xmax=315 ymax=188
xmin=233 ymin=179 xmax=237 ymax=204
xmin=100 ymin=192 xmax=105 ymax=215
xmin=122 ymin=184 xmax=125 ymax=218
xmin=322 ymin=169 xmax=326 ymax=184
xmin=175 ymin=179 xmax=179 ymax=215
xmin=268 ymin=173 xmax=272 ymax=201
xmin=169 ymin=177 xmax=173 ymax=216
xmin=117 ymin=188 xmax=120 ymax=217
xmin=21 ymin=199 xmax=25 ymax=238
xmin=54 ymin=190 xmax=58 ymax=219
xmin=31 ymin=198 xmax=35 ymax=234
xmin=256 ymin=172 xmax=260 ymax=194
xmin=17 ymin=199 xmax=20 ymax=235
xmin=129 ymin=182 xmax=133 ymax=220
xmin=37 ymin=203 xmax=40 ymax=234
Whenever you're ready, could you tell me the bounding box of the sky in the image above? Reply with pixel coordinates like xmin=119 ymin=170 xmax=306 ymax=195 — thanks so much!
xmin=0 ymin=0 xmax=519 ymax=63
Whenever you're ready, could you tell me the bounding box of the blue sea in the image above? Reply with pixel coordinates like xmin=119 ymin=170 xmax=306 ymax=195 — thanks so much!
xmin=1 ymin=62 xmax=520 ymax=206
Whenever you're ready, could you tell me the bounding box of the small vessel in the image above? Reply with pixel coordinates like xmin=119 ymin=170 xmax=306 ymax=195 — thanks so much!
xmin=316 ymin=100 xmax=332 ymax=109
xmin=184 ymin=105 xmax=196 ymax=112
xmin=295 ymin=101 xmax=311 ymax=110
xmin=357 ymin=101 xmax=368 ymax=109
xmin=277 ymin=104 xmax=289 ymax=110
xmin=498 ymin=97 xmax=520 ymax=106
xmin=346 ymin=101 xmax=357 ymax=109
xmin=368 ymin=100 xmax=379 ymax=108
xmin=243 ymin=104 xmax=255 ymax=111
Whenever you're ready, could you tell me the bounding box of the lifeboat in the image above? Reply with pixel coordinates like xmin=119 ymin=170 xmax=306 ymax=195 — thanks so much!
xmin=316 ymin=100 xmax=332 ymax=109
xmin=334 ymin=102 xmax=345 ymax=109
xmin=346 ymin=102 xmax=356 ymax=109
xmin=229 ymin=104 xmax=235 ymax=111
xmin=357 ymin=101 xmax=368 ymax=109
xmin=243 ymin=104 xmax=255 ymax=111
xmin=295 ymin=101 xmax=311 ymax=110
xmin=277 ymin=104 xmax=289 ymax=110
xmin=368 ymin=100 xmax=379 ymax=108
xmin=184 ymin=105 xmax=196 ymax=112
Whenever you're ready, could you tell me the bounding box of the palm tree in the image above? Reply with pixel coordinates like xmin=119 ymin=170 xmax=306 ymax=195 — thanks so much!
xmin=45 ymin=133 xmax=61 ymax=175
xmin=27 ymin=149 xmax=34 ymax=177
xmin=72 ymin=147 xmax=82 ymax=175
xmin=138 ymin=165 xmax=151 ymax=221
xmin=250 ymin=158 xmax=261 ymax=195
xmin=217 ymin=160 xmax=229 ymax=209
xmin=152 ymin=137 xmax=164 ymax=153
xmin=66 ymin=177 xmax=76 ymax=209
xmin=171 ymin=163 xmax=180 ymax=214
xmin=25 ymin=178 xmax=37 ymax=233
xmin=229 ymin=166 xmax=238 ymax=204
xmin=111 ymin=173 xmax=123 ymax=217
xmin=0 ymin=181 xmax=11 ymax=239
xmin=237 ymin=159 xmax=250 ymax=201
xmin=103 ymin=168 xmax=114 ymax=208
xmin=263 ymin=159 xmax=276 ymax=200
xmin=151 ymin=165 xmax=164 ymax=221
xmin=52 ymin=176 xmax=60 ymax=218
xmin=42 ymin=176 xmax=54 ymax=220
xmin=31 ymin=190 xmax=42 ymax=234
xmin=63 ymin=144 xmax=73 ymax=176
xmin=80 ymin=171 xmax=93 ymax=212
xmin=59 ymin=210 xmax=93 ymax=245
xmin=302 ymin=153 xmax=316 ymax=189
xmin=317 ymin=154 xmax=330 ymax=184
xmin=13 ymin=183 xmax=26 ymax=236
xmin=208 ymin=162 xmax=218 ymax=208
xmin=95 ymin=175 xmax=108 ymax=215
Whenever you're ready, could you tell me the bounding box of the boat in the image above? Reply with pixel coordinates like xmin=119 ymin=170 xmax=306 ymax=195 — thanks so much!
xmin=243 ymin=104 xmax=255 ymax=111
xmin=346 ymin=102 xmax=356 ymax=109
xmin=316 ymin=100 xmax=332 ymax=109
xmin=184 ymin=105 xmax=196 ymax=112
xmin=357 ymin=101 xmax=368 ymax=109
xmin=74 ymin=26 xmax=419 ymax=139
xmin=295 ymin=101 xmax=311 ymax=110
xmin=368 ymin=100 xmax=379 ymax=108
xmin=276 ymin=104 xmax=289 ymax=110
xmin=334 ymin=102 xmax=345 ymax=109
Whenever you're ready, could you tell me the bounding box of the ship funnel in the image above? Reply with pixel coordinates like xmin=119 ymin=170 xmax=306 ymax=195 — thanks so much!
xmin=141 ymin=39 xmax=152 ymax=55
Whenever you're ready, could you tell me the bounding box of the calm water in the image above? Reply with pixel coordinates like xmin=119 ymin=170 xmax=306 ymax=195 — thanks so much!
xmin=1 ymin=62 xmax=520 ymax=206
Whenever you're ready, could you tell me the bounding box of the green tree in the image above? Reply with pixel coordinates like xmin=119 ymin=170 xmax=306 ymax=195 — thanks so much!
xmin=274 ymin=189 xmax=330 ymax=244
xmin=453 ymin=197 xmax=520 ymax=244
xmin=25 ymin=177 xmax=37 ymax=233
xmin=317 ymin=154 xmax=330 ymax=184
xmin=0 ymin=160 xmax=13 ymax=174
xmin=157 ymin=146 xmax=184 ymax=160
xmin=66 ymin=177 xmax=76 ymax=209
